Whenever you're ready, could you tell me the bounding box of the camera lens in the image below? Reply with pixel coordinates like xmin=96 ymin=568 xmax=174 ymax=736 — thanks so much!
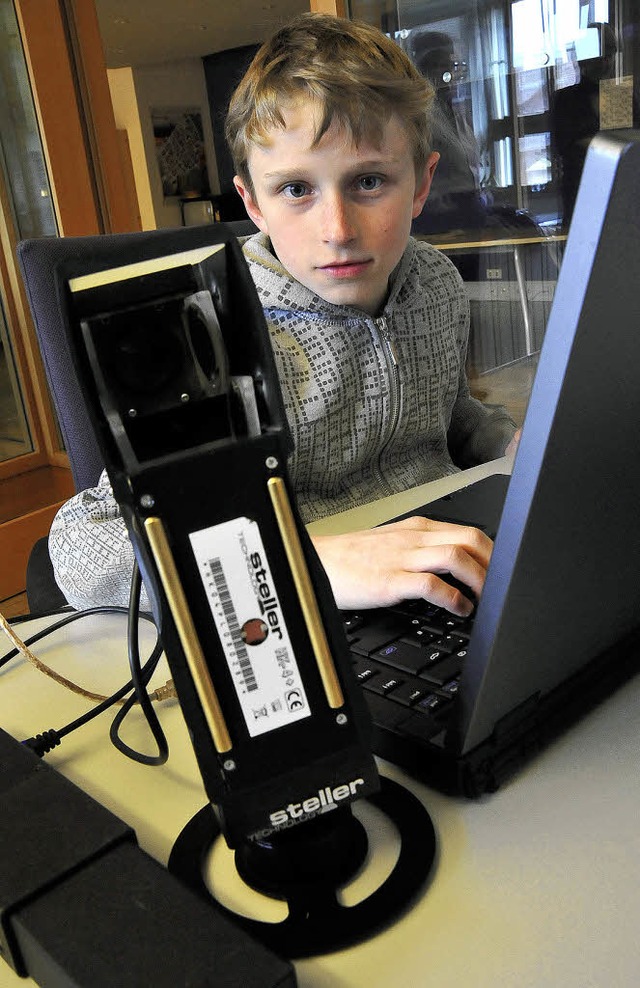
xmin=112 ymin=312 xmax=184 ymax=395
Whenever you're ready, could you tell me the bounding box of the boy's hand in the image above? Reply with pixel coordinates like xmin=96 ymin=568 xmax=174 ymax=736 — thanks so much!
xmin=311 ymin=517 xmax=493 ymax=616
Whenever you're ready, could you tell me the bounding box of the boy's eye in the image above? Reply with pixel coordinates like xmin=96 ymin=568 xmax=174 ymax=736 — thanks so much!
xmin=358 ymin=175 xmax=383 ymax=191
xmin=282 ymin=182 xmax=310 ymax=199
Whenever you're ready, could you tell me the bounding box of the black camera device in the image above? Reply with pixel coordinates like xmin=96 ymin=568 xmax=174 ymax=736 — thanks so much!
xmin=57 ymin=226 xmax=435 ymax=958
xmin=64 ymin=229 xmax=379 ymax=847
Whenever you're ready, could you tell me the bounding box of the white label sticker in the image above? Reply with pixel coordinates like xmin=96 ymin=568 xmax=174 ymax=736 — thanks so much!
xmin=189 ymin=517 xmax=311 ymax=737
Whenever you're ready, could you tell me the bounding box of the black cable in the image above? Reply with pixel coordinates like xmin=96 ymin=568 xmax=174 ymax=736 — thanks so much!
xmin=8 ymin=605 xmax=74 ymax=623
xmin=8 ymin=598 xmax=167 ymax=758
xmin=108 ymin=562 xmax=170 ymax=766
xmin=24 ymin=636 xmax=165 ymax=756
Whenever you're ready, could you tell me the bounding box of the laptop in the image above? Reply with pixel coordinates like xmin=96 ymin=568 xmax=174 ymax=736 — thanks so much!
xmin=340 ymin=129 xmax=640 ymax=795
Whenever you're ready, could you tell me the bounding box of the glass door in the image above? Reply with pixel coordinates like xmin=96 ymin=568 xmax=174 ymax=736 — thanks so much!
xmin=0 ymin=0 xmax=58 ymax=470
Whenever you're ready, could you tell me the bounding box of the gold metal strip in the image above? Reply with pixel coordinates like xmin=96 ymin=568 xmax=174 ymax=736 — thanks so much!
xmin=144 ymin=516 xmax=232 ymax=753
xmin=267 ymin=476 xmax=344 ymax=709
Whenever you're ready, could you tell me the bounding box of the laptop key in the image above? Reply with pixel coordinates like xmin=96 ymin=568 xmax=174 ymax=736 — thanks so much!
xmin=415 ymin=692 xmax=453 ymax=716
xmin=387 ymin=682 xmax=432 ymax=707
xmin=429 ymin=633 xmax=468 ymax=655
xmin=420 ymin=646 xmax=451 ymax=667
xmin=419 ymin=653 xmax=463 ymax=687
xmin=403 ymin=600 xmax=445 ymax=622
xmin=442 ymin=615 xmax=473 ymax=636
xmin=353 ymin=659 xmax=380 ymax=685
xmin=349 ymin=617 xmax=407 ymax=657
xmin=365 ymin=673 xmax=405 ymax=696
xmin=442 ymin=678 xmax=460 ymax=697
xmin=400 ymin=626 xmax=438 ymax=647
xmin=373 ymin=640 xmax=431 ymax=675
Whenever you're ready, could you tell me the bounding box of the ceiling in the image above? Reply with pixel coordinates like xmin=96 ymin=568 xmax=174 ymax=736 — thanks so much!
xmin=95 ymin=0 xmax=310 ymax=68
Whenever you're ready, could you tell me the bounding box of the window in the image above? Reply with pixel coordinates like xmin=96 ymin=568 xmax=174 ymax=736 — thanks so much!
xmin=348 ymin=0 xmax=638 ymax=424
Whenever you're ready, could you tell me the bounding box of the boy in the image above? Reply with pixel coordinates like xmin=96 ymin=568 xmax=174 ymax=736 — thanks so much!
xmin=49 ymin=13 xmax=517 ymax=616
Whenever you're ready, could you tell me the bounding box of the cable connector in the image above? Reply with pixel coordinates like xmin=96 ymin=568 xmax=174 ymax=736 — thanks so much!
xmin=149 ymin=679 xmax=176 ymax=702
xmin=23 ymin=729 xmax=62 ymax=757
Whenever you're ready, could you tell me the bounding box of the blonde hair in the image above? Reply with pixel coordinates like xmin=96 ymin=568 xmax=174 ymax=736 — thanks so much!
xmin=226 ymin=13 xmax=434 ymax=192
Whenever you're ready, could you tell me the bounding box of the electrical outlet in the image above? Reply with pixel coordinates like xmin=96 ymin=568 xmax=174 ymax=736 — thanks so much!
xmin=486 ymin=268 xmax=503 ymax=280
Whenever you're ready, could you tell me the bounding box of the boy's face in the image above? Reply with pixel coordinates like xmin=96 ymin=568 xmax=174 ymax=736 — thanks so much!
xmin=234 ymin=101 xmax=438 ymax=316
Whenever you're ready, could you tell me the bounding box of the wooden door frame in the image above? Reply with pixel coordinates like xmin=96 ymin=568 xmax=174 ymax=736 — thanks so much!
xmin=310 ymin=0 xmax=348 ymax=14
xmin=1 ymin=0 xmax=141 ymax=601
xmin=1 ymin=0 xmax=142 ymax=480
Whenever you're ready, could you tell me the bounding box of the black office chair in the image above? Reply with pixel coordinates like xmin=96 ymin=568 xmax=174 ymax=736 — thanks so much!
xmin=17 ymin=220 xmax=258 ymax=611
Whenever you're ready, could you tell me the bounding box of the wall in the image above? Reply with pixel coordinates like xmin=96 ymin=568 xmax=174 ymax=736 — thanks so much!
xmin=108 ymin=58 xmax=218 ymax=230
xmin=107 ymin=67 xmax=155 ymax=229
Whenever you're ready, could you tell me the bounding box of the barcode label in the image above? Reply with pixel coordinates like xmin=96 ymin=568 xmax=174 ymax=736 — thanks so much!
xmin=207 ymin=557 xmax=257 ymax=692
xmin=189 ymin=517 xmax=310 ymax=737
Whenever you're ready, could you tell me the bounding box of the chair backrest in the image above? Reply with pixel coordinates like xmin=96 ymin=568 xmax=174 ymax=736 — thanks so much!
xmin=17 ymin=220 xmax=257 ymax=492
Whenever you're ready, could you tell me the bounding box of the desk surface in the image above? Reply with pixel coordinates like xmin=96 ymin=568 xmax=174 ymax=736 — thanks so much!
xmin=2 ymin=462 xmax=640 ymax=987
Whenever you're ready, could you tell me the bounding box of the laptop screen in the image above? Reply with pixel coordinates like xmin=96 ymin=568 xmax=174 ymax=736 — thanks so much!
xmin=460 ymin=129 xmax=640 ymax=751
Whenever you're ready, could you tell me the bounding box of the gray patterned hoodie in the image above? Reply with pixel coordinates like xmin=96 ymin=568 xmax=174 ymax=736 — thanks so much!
xmin=49 ymin=232 xmax=514 ymax=609
xmin=243 ymin=232 xmax=515 ymax=521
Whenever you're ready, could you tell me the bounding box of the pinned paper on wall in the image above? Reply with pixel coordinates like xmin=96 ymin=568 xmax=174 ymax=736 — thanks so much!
xmin=599 ymin=77 xmax=634 ymax=130
xmin=151 ymin=107 xmax=211 ymax=198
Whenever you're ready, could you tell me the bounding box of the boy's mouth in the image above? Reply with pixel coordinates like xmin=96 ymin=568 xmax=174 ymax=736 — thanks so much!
xmin=318 ymin=259 xmax=372 ymax=278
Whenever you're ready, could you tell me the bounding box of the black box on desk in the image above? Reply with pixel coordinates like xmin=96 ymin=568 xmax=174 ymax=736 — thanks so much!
xmin=0 ymin=728 xmax=296 ymax=987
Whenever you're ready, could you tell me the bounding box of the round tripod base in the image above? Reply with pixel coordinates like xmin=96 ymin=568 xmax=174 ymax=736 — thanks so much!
xmin=168 ymin=777 xmax=437 ymax=958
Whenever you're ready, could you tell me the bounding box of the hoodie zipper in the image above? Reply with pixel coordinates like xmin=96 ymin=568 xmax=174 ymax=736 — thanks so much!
xmin=372 ymin=316 xmax=401 ymax=494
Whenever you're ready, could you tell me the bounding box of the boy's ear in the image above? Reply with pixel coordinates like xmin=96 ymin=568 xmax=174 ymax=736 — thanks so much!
xmin=233 ymin=176 xmax=269 ymax=234
xmin=412 ymin=152 xmax=440 ymax=219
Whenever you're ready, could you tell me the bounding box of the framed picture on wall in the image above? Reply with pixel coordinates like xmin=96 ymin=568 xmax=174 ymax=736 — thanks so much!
xmin=151 ymin=107 xmax=211 ymax=198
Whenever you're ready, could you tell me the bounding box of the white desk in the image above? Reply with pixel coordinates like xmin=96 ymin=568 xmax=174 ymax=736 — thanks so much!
xmin=2 ymin=461 xmax=640 ymax=987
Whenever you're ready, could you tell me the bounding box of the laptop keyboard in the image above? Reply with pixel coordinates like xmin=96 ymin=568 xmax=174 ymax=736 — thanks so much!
xmin=342 ymin=597 xmax=475 ymax=746
xmin=337 ymin=475 xmax=509 ymax=766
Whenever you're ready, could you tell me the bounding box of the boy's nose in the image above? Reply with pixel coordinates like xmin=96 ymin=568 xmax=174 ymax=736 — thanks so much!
xmin=320 ymin=194 xmax=356 ymax=245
